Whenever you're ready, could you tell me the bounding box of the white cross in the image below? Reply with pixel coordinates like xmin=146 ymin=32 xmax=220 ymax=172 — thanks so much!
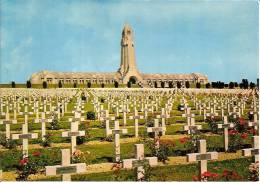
xmin=147 ymin=119 xmax=166 ymax=151
xmin=156 ymin=108 xmax=168 ymax=135
xmin=45 ymin=149 xmax=86 ymax=181
xmin=129 ymin=108 xmax=144 ymax=137
xmin=217 ymin=116 xmax=234 ymax=151
xmin=112 ymin=120 xmax=128 ymax=162
xmin=122 ymin=144 xmax=158 ymax=181
xmin=187 ymin=140 xmax=218 ymax=179
xmin=242 ymin=136 xmax=259 ymax=163
xmin=62 ymin=121 xmax=85 ymax=154
xmin=0 ymin=109 xmax=17 ymax=139
xmin=12 ymin=123 xmax=38 ymax=158
xmin=40 ymin=112 xmax=53 ymax=141
xmin=100 ymin=110 xmax=115 ymax=137
xmin=183 ymin=118 xmax=202 ymax=135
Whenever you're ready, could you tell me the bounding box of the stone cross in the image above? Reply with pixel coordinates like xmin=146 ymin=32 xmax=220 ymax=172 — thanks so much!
xmin=248 ymin=118 xmax=259 ymax=131
xmin=19 ymin=104 xmax=34 ymax=125
xmin=147 ymin=119 xmax=166 ymax=151
xmin=202 ymin=104 xmax=208 ymax=120
xmin=206 ymin=108 xmax=219 ymax=119
xmin=40 ymin=112 xmax=53 ymax=141
xmin=62 ymin=121 xmax=85 ymax=153
xmin=182 ymin=107 xmax=195 ymax=134
xmin=32 ymin=101 xmax=40 ymax=123
xmin=217 ymin=116 xmax=234 ymax=151
xmin=12 ymin=123 xmax=38 ymax=158
xmin=143 ymin=104 xmax=152 ymax=119
xmin=119 ymin=105 xmax=129 ymax=126
xmin=129 ymin=108 xmax=144 ymax=137
xmin=183 ymin=118 xmax=202 ymax=135
xmin=45 ymin=149 xmax=86 ymax=181
xmin=0 ymin=110 xmax=17 ymax=139
xmin=218 ymin=102 xmax=226 ymax=118
xmin=13 ymin=101 xmax=17 ymax=120
xmin=187 ymin=140 xmax=218 ymax=178
xmin=100 ymin=110 xmax=115 ymax=137
xmin=112 ymin=120 xmax=128 ymax=162
xmin=122 ymin=144 xmax=158 ymax=181
xmin=156 ymin=108 xmax=168 ymax=135
xmin=242 ymin=136 xmax=259 ymax=163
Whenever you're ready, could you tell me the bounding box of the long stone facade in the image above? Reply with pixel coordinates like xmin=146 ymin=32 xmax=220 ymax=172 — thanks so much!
xmin=30 ymin=25 xmax=208 ymax=87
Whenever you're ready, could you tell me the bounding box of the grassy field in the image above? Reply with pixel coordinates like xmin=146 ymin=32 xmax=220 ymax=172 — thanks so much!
xmin=33 ymin=157 xmax=252 ymax=181
xmin=0 ymin=89 xmax=256 ymax=181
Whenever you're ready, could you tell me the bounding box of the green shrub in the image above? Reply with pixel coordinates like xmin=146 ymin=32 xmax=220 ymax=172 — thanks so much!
xmin=39 ymin=133 xmax=52 ymax=147
xmin=77 ymin=136 xmax=86 ymax=145
xmin=0 ymin=134 xmax=18 ymax=149
xmin=87 ymin=111 xmax=96 ymax=120
xmin=49 ymin=118 xmax=60 ymax=130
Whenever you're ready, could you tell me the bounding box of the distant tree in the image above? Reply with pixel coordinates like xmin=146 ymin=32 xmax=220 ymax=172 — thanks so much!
xmin=43 ymin=81 xmax=47 ymax=89
xmin=239 ymin=83 xmax=243 ymax=89
xmin=58 ymin=80 xmax=62 ymax=88
xmin=169 ymin=81 xmax=173 ymax=88
xmin=73 ymin=82 xmax=77 ymax=88
xmin=161 ymin=82 xmax=165 ymax=88
xmin=257 ymin=78 xmax=259 ymax=88
xmin=196 ymin=82 xmax=201 ymax=89
xmin=250 ymin=82 xmax=256 ymax=89
xmin=211 ymin=82 xmax=216 ymax=88
xmin=154 ymin=82 xmax=157 ymax=88
xmin=185 ymin=81 xmax=190 ymax=88
xmin=206 ymin=83 xmax=211 ymax=88
xmin=241 ymin=79 xmax=249 ymax=89
xmin=101 ymin=83 xmax=105 ymax=88
xmin=127 ymin=81 xmax=131 ymax=88
xmin=224 ymin=84 xmax=229 ymax=88
xmin=11 ymin=81 xmax=16 ymax=88
xmin=87 ymin=82 xmax=91 ymax=88
xmin=177 ymin=81 xmax=182 ymax=89
xmin=114 ymin=81 xmax=119 ymax=88
xmin=229 ymin=82 xmax=234 ymax=89
xmin=234 ymin=82 xmax=238 ymax=87
xmin=26 ymin=80 xmax=32 ymax=88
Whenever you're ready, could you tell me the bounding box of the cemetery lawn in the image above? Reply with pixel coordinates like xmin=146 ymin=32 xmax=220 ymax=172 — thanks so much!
xmin=31 ymin=157 xmax=252 ymax=181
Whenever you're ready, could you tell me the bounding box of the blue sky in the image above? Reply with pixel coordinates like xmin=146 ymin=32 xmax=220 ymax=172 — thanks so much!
xmin=0 ymin=0 xmax=259 ymax=83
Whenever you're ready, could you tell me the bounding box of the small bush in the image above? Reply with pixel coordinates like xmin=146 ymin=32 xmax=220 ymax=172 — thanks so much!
xmin=0 ymin=135 xmax=18 ymax=149
xmin=77 ymin=136 xmax=86 ymax=145
xmin=114 ymin=81 xmax=119 ymax=88
xmin=87 ymin=111 xmax=96 ymax=120
xmin=39 ymin=133 xmax=52 ymax=147
xmin=49 ymin=116 xmax=60 ymax=130
xmin=11 ymin=81 xmax=16 ymax=88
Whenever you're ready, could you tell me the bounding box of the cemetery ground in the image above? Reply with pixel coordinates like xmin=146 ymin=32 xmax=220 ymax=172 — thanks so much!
xmin=0 ymin=88 xmax=258 ymax=181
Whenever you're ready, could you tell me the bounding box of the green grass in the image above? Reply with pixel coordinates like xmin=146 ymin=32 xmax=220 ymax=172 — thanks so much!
xmin=34 ymin=157 xmax=253 ymax=181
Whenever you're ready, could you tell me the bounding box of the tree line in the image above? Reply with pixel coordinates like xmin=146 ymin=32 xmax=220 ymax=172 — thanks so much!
xmin=9 ymin=78 xmax=259 ymax=89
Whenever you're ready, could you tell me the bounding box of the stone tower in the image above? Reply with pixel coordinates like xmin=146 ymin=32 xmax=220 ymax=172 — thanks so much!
xmin=117 ymin=24 xmax=143 ymax=84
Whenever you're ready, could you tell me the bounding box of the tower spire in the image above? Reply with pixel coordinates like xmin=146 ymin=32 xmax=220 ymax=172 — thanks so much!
xmin=117 ymin=24 xmax=143 ymax=84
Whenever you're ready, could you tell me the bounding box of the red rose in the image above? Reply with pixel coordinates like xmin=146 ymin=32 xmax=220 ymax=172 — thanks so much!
xmin=19 ymin=158 xmax=28 ymax=166
xmin=211 ymin=172 xmax=219 ymax=179
xmin=228 ymin=129 xmax=238 ymax=135
xmin=239 ymin=118 xmax=246 ymax=125
xmin=179 ymin=137 xmax=189 ymax=144
xmin=202 ymin=171 xmax=212 ymax=177
xmin=250 ymin=129 xmax=257 ymax=135
xmin=241 ymin=133 xmax=248 ymax=139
